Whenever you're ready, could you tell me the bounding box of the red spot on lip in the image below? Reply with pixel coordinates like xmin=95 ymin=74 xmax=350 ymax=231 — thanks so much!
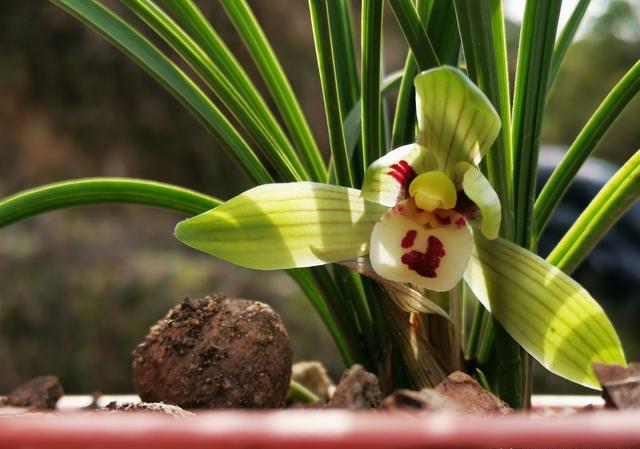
xmin=401 ymin=230 xmax=417 ymax=248
xmin=401 ymin=235 xmax=445 ymax=278
xmin=387 ymin=160 xmax=417 ymax=190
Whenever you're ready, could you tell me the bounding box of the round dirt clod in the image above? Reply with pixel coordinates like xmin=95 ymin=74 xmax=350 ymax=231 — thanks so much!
xmin=132 ymin=295 xmax=292 ymax=409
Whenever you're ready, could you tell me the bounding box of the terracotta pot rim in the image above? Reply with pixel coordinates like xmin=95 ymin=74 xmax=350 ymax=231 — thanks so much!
xmin=1 ymin=406 xmax=639 ymax=449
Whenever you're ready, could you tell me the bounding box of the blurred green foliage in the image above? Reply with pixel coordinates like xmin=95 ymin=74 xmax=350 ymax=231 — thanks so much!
xmin=543 ymin=0 xmax=640 ymax=164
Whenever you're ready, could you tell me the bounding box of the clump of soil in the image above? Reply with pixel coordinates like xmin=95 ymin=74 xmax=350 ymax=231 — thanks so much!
xmin=328 ymin=364 xmax=382 ymax=409
xmin=102 ymin=401 xmax=194 ymax=417
xmin=132 ymin=295 xmax=292 ymax=409
xmin=3 ymin=375 xmax=63 ymax=410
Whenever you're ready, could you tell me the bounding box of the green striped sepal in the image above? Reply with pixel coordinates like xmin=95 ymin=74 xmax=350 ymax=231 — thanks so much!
xmin=414 ymin=66 xmax=501 ymax=173
xmin=464 ymin=234 xmax=626 ymax=389
xmin=174 ymin=182 xmax=388 ymax=269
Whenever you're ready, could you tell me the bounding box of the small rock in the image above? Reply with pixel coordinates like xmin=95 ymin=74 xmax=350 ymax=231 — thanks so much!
xmin=133 ymin=295 xmax=292 ymax=409
xmin=328 ymin=364 xmax=381 ymax=409
xmin=593 ymin=362 xmax=640 ymax=409
xmin=6 ymin=375 xmax=64 ymax=410
xmin=434 ymin=371 xmax=510 ymax=415
xmin=291 ymin=361 xmax=334 ymax=402
xmin=383 ymin=371 xmax=510 ymax=415
xmin=101 ymin=401 xmax=194 ymax=417
xmin=381 ymin=389 xmax=461 ymax=411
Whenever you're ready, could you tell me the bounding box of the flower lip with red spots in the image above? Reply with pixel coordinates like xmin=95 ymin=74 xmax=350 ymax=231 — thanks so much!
xmin=401 ymin=235 xmax=446 ymax=278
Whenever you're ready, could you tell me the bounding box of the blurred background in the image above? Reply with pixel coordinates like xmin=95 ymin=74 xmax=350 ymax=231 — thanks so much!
xmin=0 ymin=0 xmax=638 ymax=394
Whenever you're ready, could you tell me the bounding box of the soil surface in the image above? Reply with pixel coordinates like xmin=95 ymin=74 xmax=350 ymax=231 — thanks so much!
xmin=132 ymin=295 xmax=292 ymax=409
xmin=102 ymin=401 xmax=194 ymax=417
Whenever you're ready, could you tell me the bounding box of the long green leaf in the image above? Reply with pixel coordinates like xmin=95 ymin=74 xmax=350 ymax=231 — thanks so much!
xmin=361 ymin=0 xmax=384 ymax=168
xmin=535 ymin=60 xmax=640 ymax=236
xmin=51 ymin=0 xmax=272 ymax=185
xmin=327 ymin=0 xmax=360 ymax=118
xmin=286 ymin=268 xmax=352 ymax=366
xmin=455 ymin=0 xmax=513 ymax=240
xmin=123 ymin=0 xmax=306 ymax=182
xmin=343 ymin=70 xmax=403 ymax=156
xmin=391 ymin=0 xmax=440 ymax=148
xmin=0 ymin=178 xmax=221 ymax=229
xmin=158 ymin=0 xmax=314 ymax=182
xmin=220 ymin=0 xmax=326 ymax=182
xmin=160 ymin=0 xmax=326 ymax=183
xmin=426 ymin=0 xmax=460 ymax=65
xmin=175 ymin=182 xmax=387 ymax=270
xmin=387 ymin=0 xmax=439 ymax=71
xmin=547 ymin=150 xmax=640 ymax=274
xmin=308 ymin=265 xmax=369 ymax=366
xmin=511 ymin=0 xmax=562 ymax=248
xmin=504 ymin=0 xmax=561 ymax=408
xmin=309 ymin=0 xmax=353 ymax=187
xmin=465 ymin=235 xmax=626 ymax=389
xmin=548 ymin=0 xmax=591 ymax=92
xmin=309 ymin=0 xmax=380 ymax=364
xmin=454 ymin=2 xmax=516 ymax=398
xmin=391 ymin=56 xmax=419 ymax=151
xmin=327 ymin=0 xmax=362 ymax=183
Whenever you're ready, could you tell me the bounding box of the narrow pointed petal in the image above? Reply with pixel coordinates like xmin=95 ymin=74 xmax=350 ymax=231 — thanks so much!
xmin=370 ymin=204 xmax=473 ymax=292
xmin=175 ymin=182 xmax=388 ymax=270
xmin=361 ymin=143 xmax=438 ymax=207
xmin=455 ymin=162 xmax=501 ymax=240
xmin=415 ymin=66 xmax=501 ymax=171
xmin=464 ymin=235 xmax=626 ymax=389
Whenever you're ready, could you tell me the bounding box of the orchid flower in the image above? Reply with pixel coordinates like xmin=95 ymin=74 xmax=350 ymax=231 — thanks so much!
xmin=361 ymin=67 xmax=501 ymax=291
xmin=175 ymin=66 xmax=625 ymax=388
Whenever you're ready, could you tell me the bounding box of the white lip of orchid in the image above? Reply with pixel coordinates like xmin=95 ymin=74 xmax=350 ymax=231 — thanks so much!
xmin=368 ymin=162 xmax=475 ymax=292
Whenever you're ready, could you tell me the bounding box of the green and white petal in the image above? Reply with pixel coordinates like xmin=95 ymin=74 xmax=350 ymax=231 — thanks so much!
xmin=361 ymin=143 xmax=438 ymax=207
xmin=370 ymin=203 xmax=474 ymax=292
xmin=454 ymin=161 xmax=501 ymax=240
xmin=464 ymin=235 xmax=627 ymax=389
xmin=415 ymin=66 xmax=501 ymax=172
xmin=175 ymin=182 xmax=388 ymax=270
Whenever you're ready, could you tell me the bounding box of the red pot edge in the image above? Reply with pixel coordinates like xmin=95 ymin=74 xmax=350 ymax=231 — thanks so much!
xmin=1 ymin=409 xmax=639 ymax=449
